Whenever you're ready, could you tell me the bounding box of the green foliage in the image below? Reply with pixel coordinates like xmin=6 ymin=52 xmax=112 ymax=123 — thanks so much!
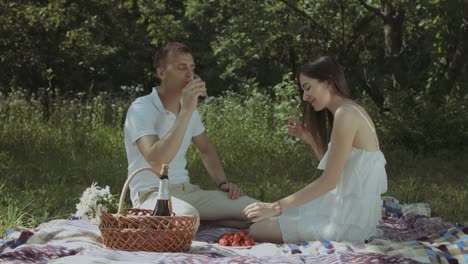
xmin=0 ymin=0 xmax=155 ymax=95
xmin=2 ymin=0 xmax=466 ymax=151
xmin=2 ymin=87 xmax=467 ymax=236
xmin=2 ymin=0 xmax=466 ymax=96
xmin=376 ymin=91 xmax=468 ymax=153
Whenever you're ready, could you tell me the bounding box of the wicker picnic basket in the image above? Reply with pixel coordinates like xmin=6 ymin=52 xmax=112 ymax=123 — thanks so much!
xmin=99 ymin=167 xmax=197 ymax=252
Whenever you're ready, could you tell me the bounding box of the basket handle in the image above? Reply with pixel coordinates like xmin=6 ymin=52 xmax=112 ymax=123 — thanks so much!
xmin=117 ymin=167 xmax=160 ymax=215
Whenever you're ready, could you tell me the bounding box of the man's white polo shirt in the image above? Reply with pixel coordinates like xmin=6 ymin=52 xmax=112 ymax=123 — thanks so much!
xmin=124 ymin=87 xmax=205 ymax=205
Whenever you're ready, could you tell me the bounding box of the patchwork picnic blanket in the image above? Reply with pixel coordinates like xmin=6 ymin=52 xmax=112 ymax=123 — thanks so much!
xmin=1 ymin=196 xmax=467 ymax=264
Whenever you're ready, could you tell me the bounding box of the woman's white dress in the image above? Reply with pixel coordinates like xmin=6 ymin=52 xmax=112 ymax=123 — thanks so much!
xmin=278 ymin=106 xmax=388 ymax=243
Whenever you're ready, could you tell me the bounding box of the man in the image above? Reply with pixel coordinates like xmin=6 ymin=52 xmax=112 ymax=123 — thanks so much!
xmin=124 ymin=42 xmax=257 ymax=232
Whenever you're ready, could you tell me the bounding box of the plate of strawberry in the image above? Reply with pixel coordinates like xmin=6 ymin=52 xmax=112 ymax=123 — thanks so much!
xmin=215 ymin=231 xmax=256 ymax=249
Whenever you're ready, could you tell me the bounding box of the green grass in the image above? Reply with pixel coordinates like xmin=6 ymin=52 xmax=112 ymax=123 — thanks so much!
xmin=1 ymin=88 xmax=467 ymax=236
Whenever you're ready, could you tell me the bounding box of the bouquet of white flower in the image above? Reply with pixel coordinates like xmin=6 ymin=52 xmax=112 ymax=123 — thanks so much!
xmin=75 ymin=182 xmax=117 ymax=225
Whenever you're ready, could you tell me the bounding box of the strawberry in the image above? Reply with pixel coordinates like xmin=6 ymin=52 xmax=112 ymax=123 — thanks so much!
xmin=218 ymin=238 xmax=228 ymax=246
xmin=244 ymin=239 xmax=252 ymax=246
xmin=238 ymin=231 xmax=246 ymax=238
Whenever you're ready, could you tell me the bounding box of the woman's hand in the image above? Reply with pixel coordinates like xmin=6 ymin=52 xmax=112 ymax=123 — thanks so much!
xmin=288 ymin=117 xmax=317 ymax=148
xmin=243 ymin=202 xmax=281 ymax=222
xmin=287 ymin=117 xmax=305 ymax=140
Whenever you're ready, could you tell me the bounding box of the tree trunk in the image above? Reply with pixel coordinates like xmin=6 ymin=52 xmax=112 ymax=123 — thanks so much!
xmin=431 ymin=0 xmax=468 ymax=103
xmin=443 ymin=0 xmax=468 ymax=92
xmin=289 ymin=46 xmax=297 ymax=76
xmin=380 ymin=0 xmax=406 ymax=90
xmin=358 ymin=0 xmax=406 ymax=90
xmin=360 ymin=65 xmax=386 ymax=111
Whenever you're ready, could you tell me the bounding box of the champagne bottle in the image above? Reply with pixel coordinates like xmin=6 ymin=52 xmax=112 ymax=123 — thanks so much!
xmin=152 ymin=164 xmax=171 ymax=216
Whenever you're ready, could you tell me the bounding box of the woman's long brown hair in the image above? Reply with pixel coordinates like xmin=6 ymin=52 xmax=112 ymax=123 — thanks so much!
xmin=298 ymin=56 xmax=351 ymax=156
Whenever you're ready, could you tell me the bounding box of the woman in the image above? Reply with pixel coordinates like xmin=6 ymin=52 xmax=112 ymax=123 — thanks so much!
xmin=243 ymin=56 xmax=387 ymax=243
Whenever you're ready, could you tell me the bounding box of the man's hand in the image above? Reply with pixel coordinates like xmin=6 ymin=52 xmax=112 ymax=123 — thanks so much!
xmin=181 ymin=79 xmax=206 ymax=113
xmin=219 ymin=182 xmax=245 ymax=200
xmin=243 ymin=202 xmax=281 ymax=223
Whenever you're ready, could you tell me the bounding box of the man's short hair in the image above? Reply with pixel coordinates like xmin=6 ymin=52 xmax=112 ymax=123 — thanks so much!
xmin=154 ymin=42 xmax=192 ymax=69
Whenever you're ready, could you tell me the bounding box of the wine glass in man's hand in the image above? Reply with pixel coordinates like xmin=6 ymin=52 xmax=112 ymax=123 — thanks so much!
xmin=194 ymin=74 xmax=207 ymax=103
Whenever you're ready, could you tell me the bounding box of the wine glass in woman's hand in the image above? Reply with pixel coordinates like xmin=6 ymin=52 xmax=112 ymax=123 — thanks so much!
xmin=286 ymin=117 xmax=302 ymax=144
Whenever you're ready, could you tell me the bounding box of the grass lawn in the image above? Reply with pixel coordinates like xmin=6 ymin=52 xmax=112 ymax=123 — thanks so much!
xmin=1 ymin=93 xmax=467 ymax=235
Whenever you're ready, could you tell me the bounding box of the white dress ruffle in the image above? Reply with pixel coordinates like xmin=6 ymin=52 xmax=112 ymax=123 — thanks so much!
xmin=279 ymin=143 xmax=387 ymax=243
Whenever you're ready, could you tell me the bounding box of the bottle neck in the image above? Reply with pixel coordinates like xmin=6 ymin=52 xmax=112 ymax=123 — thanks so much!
xmin=157 ymin=176 xmax=170 ymax=199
